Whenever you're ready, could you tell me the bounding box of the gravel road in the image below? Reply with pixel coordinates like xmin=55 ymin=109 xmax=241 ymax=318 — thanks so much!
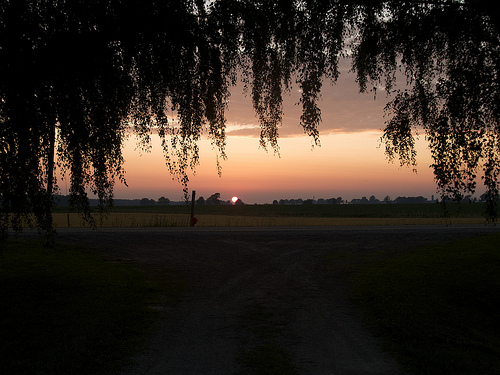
xmin=33 ymin=225 xmax=499 ymax=374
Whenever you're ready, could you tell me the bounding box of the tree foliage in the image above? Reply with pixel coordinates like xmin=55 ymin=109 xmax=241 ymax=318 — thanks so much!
xmin=1 ymin=0 xmax=499 ymax=236
xmin=377 ymin=1 xmax=500 ymax=220
xmin=206 ymin=193 xmax=221 ymax=206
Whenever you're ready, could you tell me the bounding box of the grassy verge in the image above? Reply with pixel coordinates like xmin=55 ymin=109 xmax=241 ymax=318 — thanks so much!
xmin=0 ymin=240 xmax=178 ymax=375
xmin=350 ymin=233 xmax=500 ymax=374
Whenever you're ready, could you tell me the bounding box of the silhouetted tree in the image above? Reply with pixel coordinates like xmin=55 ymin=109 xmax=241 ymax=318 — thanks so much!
xmin=325 ymin=197 xmax=343 ymax=204
xmin=140 ymin=198 xmax=156 ymax=206
xmin=196 ymin=196 xmax=205 ymax=205
xmin=157 ymin=197 xmax=170 ymax=205
xmin=394 ymin=196 xmax=429 ymax=204
xmin=206 ymin=193 xmax=221 ymax=205
xmin=1 ymin=0 xmax=499 ymax=238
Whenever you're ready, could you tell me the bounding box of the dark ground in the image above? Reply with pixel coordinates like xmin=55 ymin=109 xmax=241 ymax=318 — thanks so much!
xmin=19 ymin=225 xmax=500 ymax=374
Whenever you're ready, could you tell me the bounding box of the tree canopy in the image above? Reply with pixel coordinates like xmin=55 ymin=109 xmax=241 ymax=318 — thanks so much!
xmin=1 ymin=0 xmax=499 ymax=236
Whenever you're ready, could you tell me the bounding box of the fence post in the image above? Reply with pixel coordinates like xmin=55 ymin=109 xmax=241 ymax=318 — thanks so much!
xmin=190 ymin=190 xmax=198 ymax=226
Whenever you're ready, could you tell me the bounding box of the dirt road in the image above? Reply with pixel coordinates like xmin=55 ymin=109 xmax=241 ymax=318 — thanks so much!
xmin=43 ymin=225 xmax=499 ymax=374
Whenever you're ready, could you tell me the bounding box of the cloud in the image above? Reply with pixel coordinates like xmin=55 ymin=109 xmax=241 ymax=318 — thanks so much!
xmin=225 ymin=59 xmax=400 ymax=139
xmin=124 ymin=60 xmax=405 ymax=140
xmin=225 ymin=122 xmax=261 ymax=136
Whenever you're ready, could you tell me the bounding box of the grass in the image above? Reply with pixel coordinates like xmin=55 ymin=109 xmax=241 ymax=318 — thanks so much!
xmin=48 ymin=202 xmax=490 ymax=228
xmin=0 ymin=239 xmax=180 ymax=375
xmin=50 ymin=213 xmax=485 ymax=228
xmin=349 ymin=233 xmax=500 ymax=375
xmin=55 ymin=202 xmax=489 ymax=219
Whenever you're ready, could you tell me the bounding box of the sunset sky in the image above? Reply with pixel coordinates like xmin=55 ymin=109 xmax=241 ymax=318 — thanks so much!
xmin=108 ymin=61 xmax=454 ymax=204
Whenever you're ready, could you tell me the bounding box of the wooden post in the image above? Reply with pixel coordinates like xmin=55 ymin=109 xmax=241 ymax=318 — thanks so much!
xmin=190 ymin=190 xmax=197 ymax=226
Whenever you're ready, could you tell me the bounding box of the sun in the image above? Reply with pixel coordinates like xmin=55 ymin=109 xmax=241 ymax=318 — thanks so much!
xmin=231 ymin=196 xmax=239 ymax=204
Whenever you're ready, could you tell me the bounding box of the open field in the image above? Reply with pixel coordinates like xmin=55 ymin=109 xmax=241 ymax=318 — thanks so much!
xmin=51 ymin=213 xmax=486 ymax=228
xmin=50 ymin=202 xmax=491 ymax=228
xmin=55 ymin=201 xmax=489 ymax=217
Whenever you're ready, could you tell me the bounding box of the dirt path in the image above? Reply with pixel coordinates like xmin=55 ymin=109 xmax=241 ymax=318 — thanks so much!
xmin=47 ymin=225 xmax=498 ymax=374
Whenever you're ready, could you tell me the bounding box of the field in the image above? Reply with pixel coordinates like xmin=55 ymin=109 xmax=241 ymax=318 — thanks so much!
xmin=51 ymin=202 xmax=490 ymax=228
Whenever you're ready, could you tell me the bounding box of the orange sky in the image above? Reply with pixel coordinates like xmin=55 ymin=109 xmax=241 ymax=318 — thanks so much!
xmin=118 ymin=130 xmax=438 ymax=204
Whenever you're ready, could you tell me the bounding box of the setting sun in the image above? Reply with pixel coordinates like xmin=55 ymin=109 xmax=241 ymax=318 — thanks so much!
xmin=231 ymin=196 xmax=239 ymax=204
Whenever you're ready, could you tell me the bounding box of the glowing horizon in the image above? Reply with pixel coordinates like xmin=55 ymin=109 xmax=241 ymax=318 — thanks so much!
xmin=114 ymin=130 xmax=442 ymax=204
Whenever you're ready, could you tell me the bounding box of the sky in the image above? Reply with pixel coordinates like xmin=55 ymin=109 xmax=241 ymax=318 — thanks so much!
xmin=111 ymin=61 xmax=450 ymax=204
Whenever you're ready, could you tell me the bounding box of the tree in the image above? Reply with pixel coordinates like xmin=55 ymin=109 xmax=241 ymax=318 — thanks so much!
xmin=1 ymin=1 xmax=499 ymax=238
xmin=196 ymin=196 xmax=205 ymax=206
xmin=327 ymin=197 xmax=343 ymax=205
xmin=140 ymin=198 xmax=156 ymax=206
xmin=157 ymin=197 xmax=170 ymax=206
xmin=206 ymin=193 xmax=221 ymax=205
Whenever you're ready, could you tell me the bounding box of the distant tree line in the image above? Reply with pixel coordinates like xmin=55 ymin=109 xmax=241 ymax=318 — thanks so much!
xmin=273 ymin=194 xmax=488 ymax=205
xmin=139 ymin=192 xmax=244 ymax=206
xmin=138 ymin=192 xmax=245 ymax=206
xmin=195 ymin=193 xmax=243 ymax=206
xmin=273 ymin=198 xmax=344 ymax=205
xmin=350 ymin=196 xmax=431 ymax=204
xmin=53 ymin=193 xmax=484 ymax=207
